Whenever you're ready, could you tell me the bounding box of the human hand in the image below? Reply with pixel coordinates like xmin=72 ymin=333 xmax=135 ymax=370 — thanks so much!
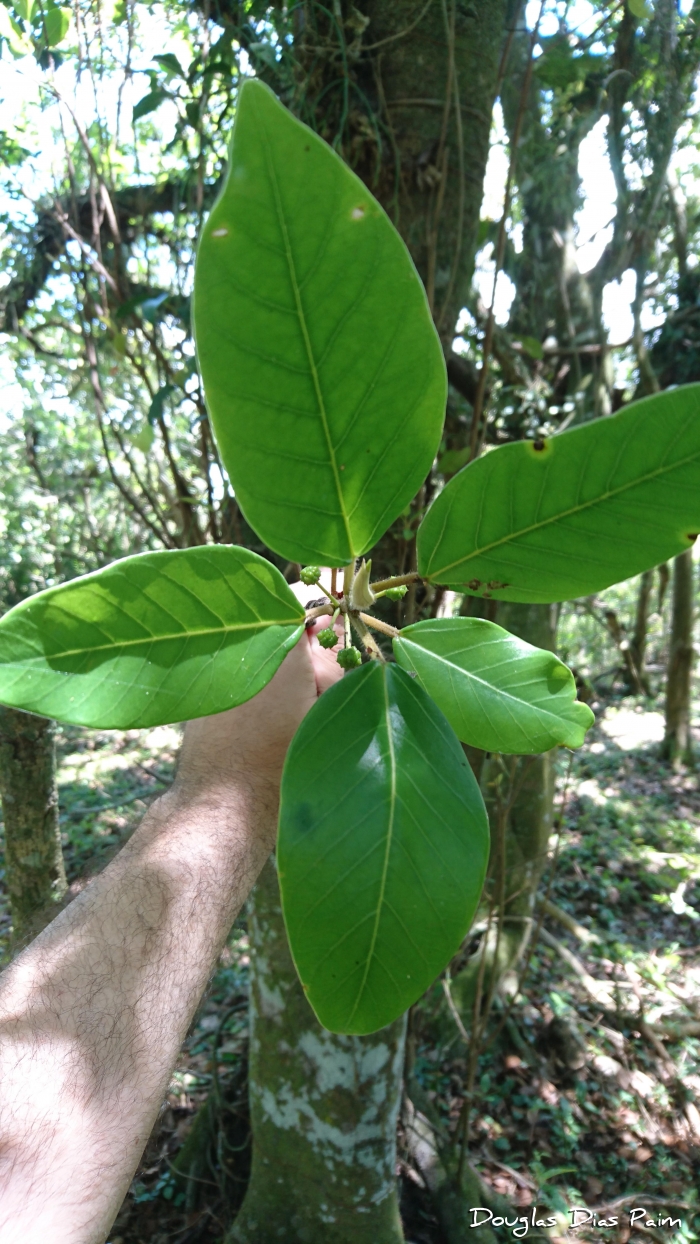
xmin=174 ymin=576 xmax=343 ymax=812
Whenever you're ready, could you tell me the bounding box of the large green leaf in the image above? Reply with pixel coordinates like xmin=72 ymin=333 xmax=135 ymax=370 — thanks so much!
xmin=0 ymin=546 xmax=304 ymax=729
xmin=278 ymin=661 xmax=489 ymax=1034
xmin=194 ymin=79 xmax=446 ymax=567
xmin=393 ymin=617 xmax=593 ymax=754
xmin=43 ymin=4 xmax=71 ymax=46
xmin=418 ymin=385 xmax=700 ymax=602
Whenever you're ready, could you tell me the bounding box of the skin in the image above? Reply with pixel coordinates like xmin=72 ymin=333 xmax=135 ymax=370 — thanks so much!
xmin=0 ymin=605 xmax=342 ymax=1244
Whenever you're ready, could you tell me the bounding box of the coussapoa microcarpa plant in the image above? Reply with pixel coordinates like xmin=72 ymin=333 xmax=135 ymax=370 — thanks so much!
xmin=0 ymin=80 xmax=698 ymax=1033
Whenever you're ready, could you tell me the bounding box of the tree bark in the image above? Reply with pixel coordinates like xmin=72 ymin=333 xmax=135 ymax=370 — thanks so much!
xmin=0 ymin=707 xmax=66 ymax=949
xmin=451 ymin=603 xmax=557 ymax=1014
xmin=228 ymin=859 xmax=406 ymax=1244
xmin=629 ymin=568 xmax=654 ymax=694
xmin=293 ymin=0 xmax=516 ymax=346
xmin=661 ymin=548 xmax=695 ymax=766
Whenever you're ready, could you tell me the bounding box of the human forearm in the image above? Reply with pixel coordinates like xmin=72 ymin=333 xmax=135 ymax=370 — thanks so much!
xmin=0 ymin=778 xmax=276 ymax=1244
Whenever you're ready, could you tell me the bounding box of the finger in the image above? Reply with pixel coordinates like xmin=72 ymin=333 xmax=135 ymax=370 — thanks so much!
xmin=306 ymin=619 xmax=344 ymax=696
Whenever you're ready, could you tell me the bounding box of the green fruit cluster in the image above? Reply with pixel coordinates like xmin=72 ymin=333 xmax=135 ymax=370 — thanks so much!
xmin=336 ymin=646 xmax=362 ymax=670
xmin=316 ymin=626 xmax=337 ymax=649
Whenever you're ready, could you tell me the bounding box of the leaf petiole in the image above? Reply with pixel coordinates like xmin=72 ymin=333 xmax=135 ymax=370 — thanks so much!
xmin=351 ymin=614 xmax=385 ymax=661
xmin=358 ymin=612 xmax=399 ymax=639
xmin=305 ymin=603 xmax=333 ymax=623
xmin=370 ymin=571 xmax=421 ymax=593
xmin=317 ymin=582 xmax=343 ymax=610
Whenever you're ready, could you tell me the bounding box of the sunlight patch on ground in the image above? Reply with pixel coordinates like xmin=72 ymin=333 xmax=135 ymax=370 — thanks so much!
xmin=576 ymin=778 xmax=607 ymax=806
xmin=57 ymin=725 xmax=181 ymax=785
xmin=599 ymin=706 xmax=666 ymax=750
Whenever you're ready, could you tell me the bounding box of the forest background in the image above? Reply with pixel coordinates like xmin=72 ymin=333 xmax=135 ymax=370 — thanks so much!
xmin=0 ymin=1 xmax=700 ymax=1243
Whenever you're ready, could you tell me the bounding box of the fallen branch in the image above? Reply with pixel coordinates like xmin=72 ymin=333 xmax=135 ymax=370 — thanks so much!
xmin=538 ymin=898 xmax=600 ymax=945
xmin=538 ymin=927 xmax=614 ymax=1006
xmin=442 ymin=975 xmax=471 ymax=1044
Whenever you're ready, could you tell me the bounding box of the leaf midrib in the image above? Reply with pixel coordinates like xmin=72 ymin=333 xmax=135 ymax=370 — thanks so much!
xmin=6 ymin=618 xmax=302 ymax=664
xmin=260 ymin=116 xmax=355 ymax=560
xmin=346 ymin=668 xmax=396 ymax=1026
xmin=398 ymin=637 xmax=575 ymax=727
xmin=428 ymin=442 xmax=700 ymax=580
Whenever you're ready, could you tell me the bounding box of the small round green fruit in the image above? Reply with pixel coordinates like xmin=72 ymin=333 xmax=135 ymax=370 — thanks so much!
xmin=384 ymin=585 xmax=408 ymax=600
xmin=336 ymin=645 xmax=362 ymax=669
xmin=317 ymin=626 xmax=337 ymax=649
xmin=300 ymin=565 xmax=321 ymax=585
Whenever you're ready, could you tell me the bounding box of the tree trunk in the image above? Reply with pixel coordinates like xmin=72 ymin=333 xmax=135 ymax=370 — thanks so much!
xmin=451 ymin=603 xmax=557 ymax=1014
xmin=661 ymin=548 xmax=695 ymax=766
xmin=629 ymin=568 xmax=654 ymax=694
xmin=0 ymin=707 xmax=66 ymax=949
xmin=228 ymin=859 xmax=407 ymax=1244
xmin=294 ymin=0 xmax=516 ymax=346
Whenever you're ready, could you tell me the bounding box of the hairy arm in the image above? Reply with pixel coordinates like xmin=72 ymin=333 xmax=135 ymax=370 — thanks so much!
xmin=0 ymin=614 xmax=341 ymax=1244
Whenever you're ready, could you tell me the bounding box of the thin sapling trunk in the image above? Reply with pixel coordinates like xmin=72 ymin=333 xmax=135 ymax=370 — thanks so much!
xmin=0 ymin=706 xmax=66 ymax=949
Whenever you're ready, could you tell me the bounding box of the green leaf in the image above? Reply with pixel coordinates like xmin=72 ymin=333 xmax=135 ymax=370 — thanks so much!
xmin=153 ymin=52 xmax=184 ymax=78
xmin=436 ymin=445 xmax=471 ymax=478
xmin=131 ymin=422 xmax=154 ymax=452
xmin=519 ymin=335 xmax=543 ymax=361
xmin=43 ymin=4 xmax=70 ymax=45
xmin=14 ymin=0 xmax=34 ymax=20
xmin=628 ymin=0 xmax=651 ymax=17
xmin=0 ymin=3 xmax=32 ymax=54
xmin=133 ymin=89 xmax=168 ymax=122
xmin=0 ymin=546 xmax=304 ymax=729
xmin=534 ymin=39 xmax=604 ymax=92
xmin=393 ymin=617 xmax=593 ymax=754
xmin=418 ymin=385 xmax=700 ymax=603
xmin=278 ymin=661 xmax=489 ymax=1034
xmin=140 ymin=291 xmax=169 ymax=323
xmin=194 ymin=79 xmax=446 ymax=567
xmin=146 ymin=382 xmax=175 ymax=424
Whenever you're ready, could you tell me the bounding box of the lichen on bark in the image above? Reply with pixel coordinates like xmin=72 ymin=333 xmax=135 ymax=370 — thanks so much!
xmin=228 ymin=858 xmax=407 ymax=1244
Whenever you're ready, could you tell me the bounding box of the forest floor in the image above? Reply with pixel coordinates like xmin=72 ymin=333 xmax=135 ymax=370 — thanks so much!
xmin=0 ymin=697 xmax=698 ymax=1244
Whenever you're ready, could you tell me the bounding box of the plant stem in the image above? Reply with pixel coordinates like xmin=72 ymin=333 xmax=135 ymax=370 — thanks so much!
xmin=305 ymin=603 xmax=333 ymax=623
xmin=318 ymin=582 xmax=343 ymax=609
xmin=351 ymin=614 xmax=384 ymax=660
xmin=369 ymin=571 xmax=421 ymax=593
xmin=358 ymin=612 xmax=399 ymax=639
